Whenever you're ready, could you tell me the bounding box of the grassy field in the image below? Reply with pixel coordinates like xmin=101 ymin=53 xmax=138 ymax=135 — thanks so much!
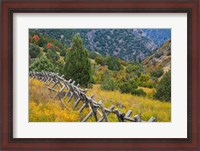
xmin=29 ymin=78 xmax=171 ymax=122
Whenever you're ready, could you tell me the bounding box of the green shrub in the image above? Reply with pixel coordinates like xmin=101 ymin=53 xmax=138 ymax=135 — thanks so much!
xmin=155 ymin=51 xmax=163 ymax=58
xmin=60 ymin=49 xmax=66 ymax=56
xmin=46 ymin=49 xmax=60 ymax=61
xmin=154 ymin=71 xmax=171 ymax=101
xmin=95 ymin=56 xmax=105 ymax=66
xmin=90 ymin=76 xmax=96 ymax=84
xmin=140 ymin=81 xmax=155 ymax=88
xmin=29 ymin=44 xmax=40 ymax=58
xmin=29 ymin=56 xmax=55 ymax=72
xmin=43 ymin=46 xmax=48 ymax=53
xmin=119 ymin=78 xmax=138 ymax=93
xmin=89 ymin=51 xmax=99 ymax=59
xmin=53 ymin=39 xmax=63 ymax=50
xmin=106 ymin=56 xmax=121 ymax=71
xmin=101 ymin=76 xmax=118 ymax=91
xmin=150 ymin=69 xmax=164 ymax=78
xmin=38 ymin=40 xmax=43 ymax=47
xmin=126 ymin=64 xmax=140 ymax=73
xmin=131 ymin=89 xmax=146 ymax=97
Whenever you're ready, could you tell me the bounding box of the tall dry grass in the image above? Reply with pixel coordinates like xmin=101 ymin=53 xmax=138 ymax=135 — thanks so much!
xmin=87 ymin=85 xmax=171 ymax=122
xmin=29 ymin=79 xmax=171 ymax=122
xmin=29 ymin=78 xmax=79 ymax=122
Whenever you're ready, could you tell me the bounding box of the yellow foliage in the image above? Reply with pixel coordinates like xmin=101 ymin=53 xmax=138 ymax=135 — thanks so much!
xmin=87 ymin=84 xmax=171 ymax=122
xmin=29 ymin=78 xmax=171 ymax=122
xmin=29 ymin=78 xmax=79 ymax=122
xmin=138 ymin=86 xmax=156 ymax=98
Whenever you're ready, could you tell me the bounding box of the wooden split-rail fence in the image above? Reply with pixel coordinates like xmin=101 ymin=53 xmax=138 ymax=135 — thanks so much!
xmin=29 ymin=71 xmax=156 ymax=122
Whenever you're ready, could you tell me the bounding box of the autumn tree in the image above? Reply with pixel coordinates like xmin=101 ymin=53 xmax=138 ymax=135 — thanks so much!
xmin=63 ymin=34 xmax=91 ymax=87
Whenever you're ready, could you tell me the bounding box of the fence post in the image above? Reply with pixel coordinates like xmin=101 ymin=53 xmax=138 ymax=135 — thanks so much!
xmin=99 ymin=100 xmax=108 ymax=122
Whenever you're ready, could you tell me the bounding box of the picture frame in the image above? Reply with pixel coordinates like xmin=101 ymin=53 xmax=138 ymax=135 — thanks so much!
xmin=1 ymin=0 xmax=199 ymax=150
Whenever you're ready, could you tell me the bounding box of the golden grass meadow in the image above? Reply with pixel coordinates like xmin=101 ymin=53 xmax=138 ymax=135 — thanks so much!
xmin=29 ymin=78 xmax=171 ymax=122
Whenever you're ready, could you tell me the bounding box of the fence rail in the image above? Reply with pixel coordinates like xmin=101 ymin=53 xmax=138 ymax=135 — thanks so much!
xmin=29 ymin=71 xmax=156 ymax=122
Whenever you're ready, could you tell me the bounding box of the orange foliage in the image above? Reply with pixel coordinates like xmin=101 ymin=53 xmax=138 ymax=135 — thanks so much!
xmin=47 ymin=43 xmax=52 ymax=49
xmin=33 ymin=35 xmax=40 ymax=41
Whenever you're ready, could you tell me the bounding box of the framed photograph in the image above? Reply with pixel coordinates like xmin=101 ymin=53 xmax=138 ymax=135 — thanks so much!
xmin=1 ymin=0 xmax=199 ymax=150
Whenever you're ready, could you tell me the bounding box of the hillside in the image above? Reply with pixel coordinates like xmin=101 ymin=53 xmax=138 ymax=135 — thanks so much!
xmin=29 ymin=29 xmax=171 ymax=122
xmin=30 ymin=29 xmax=171 ymax=61
xmin=142 ymin=29 xmax=171 ymax=47
xmin=29 ymin=30 xmax=171 ymax=98
xmin=142 ymin=39 xmax=171 ymax=74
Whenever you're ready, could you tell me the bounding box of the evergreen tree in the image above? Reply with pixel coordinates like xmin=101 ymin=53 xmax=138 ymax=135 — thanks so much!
xmin=154 ymin=71 xmax=171 ymax=101
xmin=63 ymin=34 xmax=91 ymax=87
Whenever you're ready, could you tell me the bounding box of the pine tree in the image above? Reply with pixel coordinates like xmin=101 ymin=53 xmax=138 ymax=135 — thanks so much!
xmin=63 ymin=34 xmax=91 ymax=87
xmin=154 ymin=70 xmax=171 ymax=101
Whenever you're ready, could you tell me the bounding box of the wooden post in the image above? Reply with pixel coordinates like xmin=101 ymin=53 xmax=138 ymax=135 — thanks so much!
xmin=81 ymin=110 xmax=93 ymax=122
xmin=98 ymin=105 xmax=115 ymax=122
xmin=133 ymin=115 xmax=141 ymax=122
xmin=46 ymin=78 xmax=53 ymax=86
xmin=73 ymin=97 xmax=81 ymax=109
xmin=48 ymin=81 xmax=59 ymax=90
xmin=67 ymin=81 xmax=76 ymax=102
xmin=125 ymin=110 xmax=132 ymax=118
xmin=79 ymin=103 xmax=87 ymax=113
xmin=99 ymin=100 xmax=108 ymax=122
xmin=97 ymin=109 xmax=103 ymax=117
xmin=53 ymin=84 xmax=65 ymax=99
xmin=61 ymin=79 xmax=72 ymax=99
xmin=89 ymin=98 xmax=98 ymax=122
xmin=148 ymin=116 xmax=156 ymax=122
xmin=115 ymin=109 xmax=125 ymax=122
xmin=67 ymin=92 xmax=75 ymax=102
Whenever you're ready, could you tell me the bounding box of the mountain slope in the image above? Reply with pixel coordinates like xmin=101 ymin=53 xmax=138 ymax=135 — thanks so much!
xmin=31 ymin=29 xmax=171 ymax=61
xmin=142 ymin=39 xmax=171 ymax=73
xmin=142 ymin=29 xmax=171 ymax=47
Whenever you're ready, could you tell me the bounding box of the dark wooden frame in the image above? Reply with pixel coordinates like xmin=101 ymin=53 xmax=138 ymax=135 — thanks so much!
xmin=1 ymin=0 xmax=199 ymax=150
